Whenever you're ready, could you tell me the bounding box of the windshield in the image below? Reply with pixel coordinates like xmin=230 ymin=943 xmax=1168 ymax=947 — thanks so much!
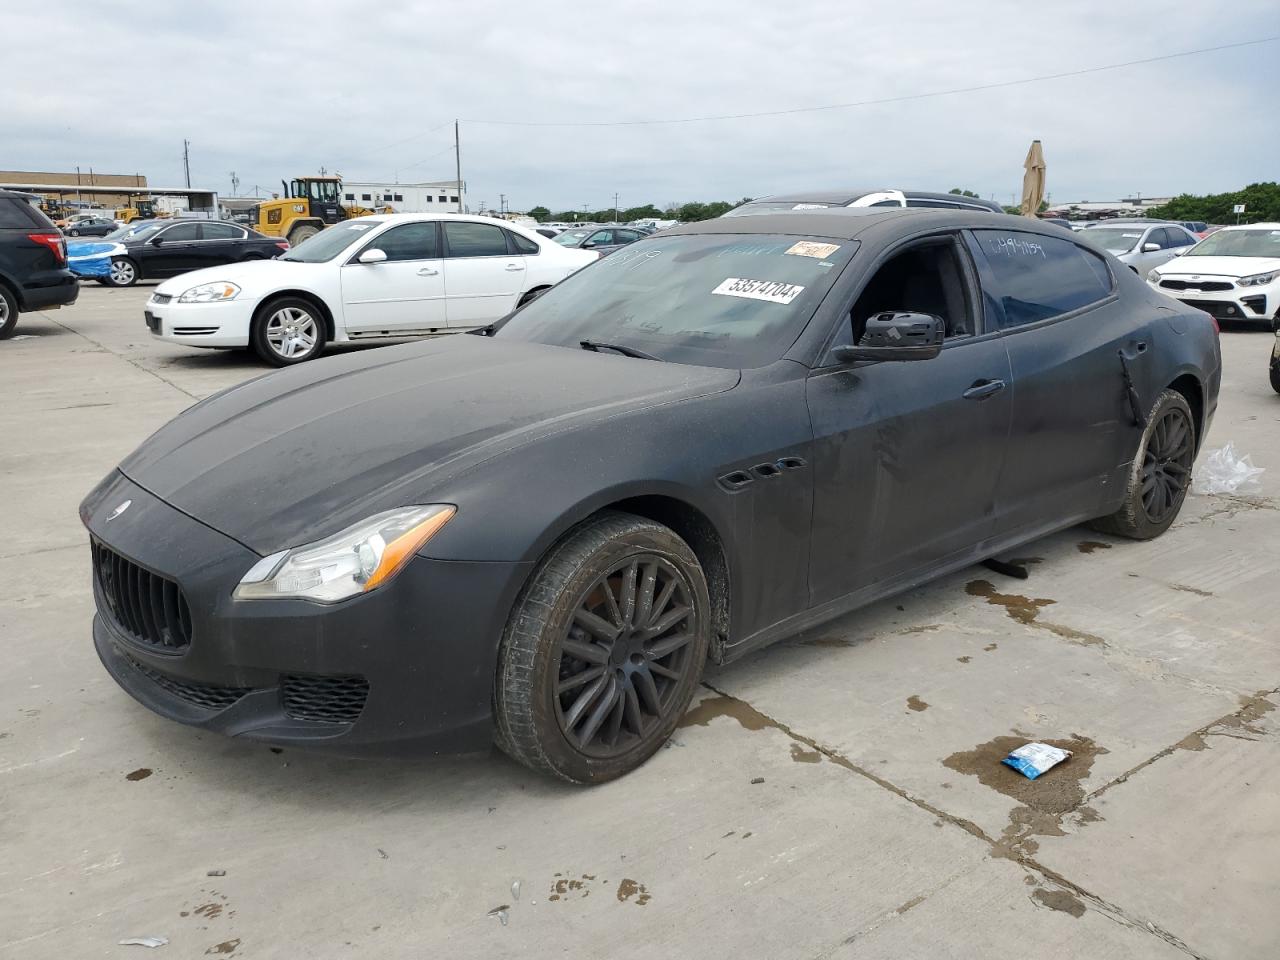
xmin=555 ymin=230 xmax=592 ymax=246
xmin=280 ymin=220 xmax=383 ymax=262
xmin=104 ymin=222 xmax=163 ymax=242
xmin=495 ymin=233 xmax=858 ymax=368
xmin=1185 ymin=229 xmax=1280 ymax=259
xmin=1081 ymin=227 xmax=1142 ymax=253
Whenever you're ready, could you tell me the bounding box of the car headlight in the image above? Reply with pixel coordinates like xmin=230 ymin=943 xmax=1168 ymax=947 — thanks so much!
xmin=233 ymin=505 xmax=455 ymax=603
xmin=1238 ymin=271 xmax=1276 ymax=287
xmin=1147 ymin=269 xmax=1162 ymax=283
xmin=178 ymin=281 xmax=241 ymax=303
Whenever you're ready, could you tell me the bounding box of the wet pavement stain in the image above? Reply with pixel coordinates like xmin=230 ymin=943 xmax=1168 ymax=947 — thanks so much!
xmin=194 ymin=902 xmax=223 ymax=919
xmin=790 ymin=742 xmax=822 ymax=763
xmin=1032 ymin=888 xmax=1086 ymax=918
xmin=943 ymin=734 xmax=1108 ymax=857
xmin=983 ymin=643 xmax=998 ymax=652
xmin=1170 ymin=583 xmax=1214 ymax=597
xmin=906 ymin=695 xmax=929 ymax=712
xmin=896 ymin=894 xmax=927 ymax=914
xmin=1076 ymin=541 xmax=1112 ymax=554
xmin=125 ymin=768 xmax=152 ymax=781
xmin=956 ymin=655 xmax=972 ymax=664
xmin=616 ymin=879 xmax=651 ymax=906
xmin=965 ymin=580 xmax=1105 ymax=647
xmin=966 ymin=580 xmax=1054 ymax=625
xmin=205 ymin=940 xmax=240 ymax=955
xmin=549 ymin=874 xmax=602 ymax=901
xmin=680 ymin=695 xmax=774 ymax=731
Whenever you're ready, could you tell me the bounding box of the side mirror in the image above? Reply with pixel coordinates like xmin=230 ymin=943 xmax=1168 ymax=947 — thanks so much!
xmin=1142 ymin=242 xmax=1160 ymax=252
xmin=1173 ymin=248 xmax=1188 ymax=256
xmin=834 ymin=312 xmax=945 ymax=363
xmin=150 ymin=235 xmax=164 ymax=245
xmin=358 ymin=248 xmax=387 ymax=264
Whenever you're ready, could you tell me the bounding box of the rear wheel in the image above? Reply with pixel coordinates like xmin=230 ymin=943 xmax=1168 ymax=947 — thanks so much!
xmin=1090 ymin=389 xmax=1195 ymax=539
xmin=68 ymin=228 xmax=81 ymax=237
xmin=107 ymin=257 xmax=139 ymax=287
xmin=251 ymin=296 xmax=326 ymax=366
xmin=494 ymin=512 xmax=711 ymax=783
xmin=0 ymin=285 xmax=18 ymax=339
xmin=1270 ymin=358 xmax=1280 ymax=395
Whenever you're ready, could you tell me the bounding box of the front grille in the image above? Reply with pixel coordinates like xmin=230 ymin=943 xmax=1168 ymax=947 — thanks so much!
xmin=150 ymin=293 xmax=173 ymax=305
xmin=1160 ymin=279 xmax=1232 ymax=292
xmin=126 ymin=654 xmax=251 ymax=711
xmin=1176 ymin=299 xmax=1243 ymax=319
xmin=92 ymin=541 xmax=192 ymax=651
xmin=281 ymin=674 xmax=369 ymax=724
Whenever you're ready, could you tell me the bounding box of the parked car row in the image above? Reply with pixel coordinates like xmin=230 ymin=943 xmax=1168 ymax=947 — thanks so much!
xmin=68 ymin=219 xmax=290 ymax=287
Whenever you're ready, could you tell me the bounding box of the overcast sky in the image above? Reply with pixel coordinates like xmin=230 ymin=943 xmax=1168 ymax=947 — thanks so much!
xmin=5 ymin=1 xmax=1277 ymax=211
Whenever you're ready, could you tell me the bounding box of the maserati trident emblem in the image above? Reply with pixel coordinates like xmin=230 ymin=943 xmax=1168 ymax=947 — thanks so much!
xmin=106 ymin=500 xmax=132 ymax=522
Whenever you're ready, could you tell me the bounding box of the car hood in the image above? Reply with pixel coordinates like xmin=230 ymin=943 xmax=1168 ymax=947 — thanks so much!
xmin=119 ymin=335 xmax=739 ymax=553
xmin=153 ymin=258 xmax=307 ymax=296
xmin=1156 ymin=255 xmax=1280 ymax=278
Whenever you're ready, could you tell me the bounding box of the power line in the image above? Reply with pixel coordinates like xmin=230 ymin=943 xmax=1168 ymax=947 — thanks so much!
xmin=465 ymin=36 xmax=1278 ymax=128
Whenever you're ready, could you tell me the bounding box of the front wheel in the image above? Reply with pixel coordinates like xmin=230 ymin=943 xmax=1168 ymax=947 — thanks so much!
xmin=1270 ymin=358 xmax=1280 ymax=395
xmin=1090 ymin=389 xmax=1195 ymax=539
xmin=251 ymin=296 xmax=326 ymax=366
xmin=107 ymin=257 xmax=139 ymax=287
xmin=494 ymin=512 xmax=711 ymax=783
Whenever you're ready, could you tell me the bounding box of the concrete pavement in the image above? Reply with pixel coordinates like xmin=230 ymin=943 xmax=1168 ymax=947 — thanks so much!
xmin=2 ymin=285 xmax=1277 ymax=959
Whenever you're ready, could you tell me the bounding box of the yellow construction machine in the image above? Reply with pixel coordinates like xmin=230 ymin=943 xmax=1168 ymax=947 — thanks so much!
xmin=252 ymin=176 xmax=393 ymax=247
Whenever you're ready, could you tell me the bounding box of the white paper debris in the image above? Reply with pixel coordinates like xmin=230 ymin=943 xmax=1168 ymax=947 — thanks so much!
xmin=1002 ymin=742 xmax=1070 ymax=780
xmin=118 ymin=937 xmax=168 ymax=948
xmin=1192 ymin=442 xmax=1265 ymax=495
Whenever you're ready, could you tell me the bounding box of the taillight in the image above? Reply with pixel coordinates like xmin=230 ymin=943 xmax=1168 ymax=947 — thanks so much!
xmin=275 ymin=241 xmax=290 ymax=251
xmin=1211 ymin=315 xmax=1220 ymax=334
xmin=28 ymin=233 xmax=66 ymax=264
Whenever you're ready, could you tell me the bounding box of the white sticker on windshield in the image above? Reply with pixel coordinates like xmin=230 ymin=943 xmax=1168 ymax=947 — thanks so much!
xmin=792 ymin=203 xmax=829 ymax=210
xmin=785 ymin=241 xmax=841 ymax=259
xmin=711 ymin=277 xmax=805 ymax=305
xmin=348 ymin=223 xmax=374 ymax=230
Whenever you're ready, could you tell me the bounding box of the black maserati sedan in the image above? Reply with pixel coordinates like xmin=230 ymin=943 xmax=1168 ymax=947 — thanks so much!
xmin=81 ymin=209 xmax=1220 ymax=783
xmin=94 ymin=219 xmax=289 ymax=286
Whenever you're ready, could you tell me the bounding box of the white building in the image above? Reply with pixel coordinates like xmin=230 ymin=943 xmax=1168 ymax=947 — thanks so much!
xmin=339 ymin=179 xmax=465 ymax=213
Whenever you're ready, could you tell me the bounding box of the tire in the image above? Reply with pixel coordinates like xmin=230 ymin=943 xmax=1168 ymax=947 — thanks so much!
xmin=288 ymin=225 xmax=320 ymax=246
xmin=1090 ymin=389 xmax=1195 ymax=540
xmin=517 ymin=286 xmax=550 ymax=308
xmin=68 ymin=229 xmax=80 ymax=237
xmin=494 ymin=511 xmax=712 ymax=784
xmin=251 ymin=296 xmax=327 ymax=366
xmin=107 ymin=257 xmax=140 ymax=287
xmin=1270 ymin=359 xmax=1280 ymax=395
xmin=0 ymin=284 xmax=18 ymax=340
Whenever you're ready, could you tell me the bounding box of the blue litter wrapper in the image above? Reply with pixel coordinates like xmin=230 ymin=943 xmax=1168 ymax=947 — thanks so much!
xmin=1002 ymin=742 xmax=1071 ymax=780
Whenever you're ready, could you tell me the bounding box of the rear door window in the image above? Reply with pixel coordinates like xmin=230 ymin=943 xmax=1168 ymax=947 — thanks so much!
xmin=970 ymin=230 xmax=1113 ymax=328
xmin=201 ymin=223 xmax=245 ymax=241
xmin=443 ymin=222 xmax=509 ymax=257
xmin=506 ymin=230 xmax=540 ymax=255
xmin=160 ymin=223 xmax=201 ymax=242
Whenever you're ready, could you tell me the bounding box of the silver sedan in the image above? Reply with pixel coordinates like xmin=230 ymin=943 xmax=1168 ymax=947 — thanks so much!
xmin=1079 ymin=221 xmax=1199 ymax=275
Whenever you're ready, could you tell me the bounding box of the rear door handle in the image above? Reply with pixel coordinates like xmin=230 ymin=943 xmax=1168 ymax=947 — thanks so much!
xmin=963 ymin=378 xmax=1006 ymax=401
xmin=417 ymin=267 xmax=439 ymax=276
xmin=505 ymin=263 xmax=524 ymax=271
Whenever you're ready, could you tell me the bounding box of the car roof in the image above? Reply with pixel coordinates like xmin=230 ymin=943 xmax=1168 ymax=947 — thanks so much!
xmin=663 ymin=208 xmax=1031 ymax=241
xmin=1219 ymin=222 xmax=1280 ymax=231
xmin=746 ymin=189 xmax=894 ymax=205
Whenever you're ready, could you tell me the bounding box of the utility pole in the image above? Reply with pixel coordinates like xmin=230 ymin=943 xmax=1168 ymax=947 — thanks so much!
xmin=613 ymin=192 xmax=620 ymax=224
xmin=182 ymin=139 xmax=191 ymax=188
xmin=454 ymin=120 xmax=463 ymax=213
xmin=499 ymin=193 xmax=506 ymax=217
xmin=230 ymin=171 xmax=239 ymax=196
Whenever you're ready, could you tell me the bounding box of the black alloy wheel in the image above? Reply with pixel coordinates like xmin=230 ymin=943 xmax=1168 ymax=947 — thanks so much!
xmin=494 ymin=512 xmax=711 ymax=783
xmin=1139 ymin=405 xmax=1194 ymax=524
xmin=554 ymin=555 xmax=697 ymax=756
xmin=1090 ymin=389 xmax=1195 ymax=540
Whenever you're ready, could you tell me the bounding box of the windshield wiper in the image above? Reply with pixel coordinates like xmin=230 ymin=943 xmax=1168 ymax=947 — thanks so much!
xmin=579 ymin=340 xmax=661 ymax=360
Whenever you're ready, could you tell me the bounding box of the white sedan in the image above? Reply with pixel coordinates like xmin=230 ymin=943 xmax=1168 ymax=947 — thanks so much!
xmin=1146 ymin=223 xmax=1280 ymax=326
xmin=144 ymin=213 xmax=599 ymax=365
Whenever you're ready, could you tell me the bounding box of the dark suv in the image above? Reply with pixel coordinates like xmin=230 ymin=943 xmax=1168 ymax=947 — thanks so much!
xmin=0 ymin=190 xmax=79 ymax=338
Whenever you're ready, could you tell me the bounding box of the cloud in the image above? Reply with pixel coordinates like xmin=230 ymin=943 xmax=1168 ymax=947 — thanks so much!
xmin=4 ymin=0 xmax=1276 ymax=210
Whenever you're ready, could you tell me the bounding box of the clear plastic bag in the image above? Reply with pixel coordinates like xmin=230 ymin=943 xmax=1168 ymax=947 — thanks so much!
xmin=1192 ymin=442 xmax=1265 ymax=495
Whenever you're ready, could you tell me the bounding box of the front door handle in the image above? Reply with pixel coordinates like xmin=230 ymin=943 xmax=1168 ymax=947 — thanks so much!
xmin=417 ymin=267 xmax=439 ymax=276
xmin=505 ymin=263 xmax=524 ymax=271
xmin=963 ymin=378 xmax=1007 ymax=401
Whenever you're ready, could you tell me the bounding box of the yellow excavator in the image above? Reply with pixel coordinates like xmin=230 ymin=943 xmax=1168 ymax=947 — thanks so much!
xmin=252 ymin=176 xmax=392 ymax=247
xmin=115 ymin=198 xmax=160 ymax=223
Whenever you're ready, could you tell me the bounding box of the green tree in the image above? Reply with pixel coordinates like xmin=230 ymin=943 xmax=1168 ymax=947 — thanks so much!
xmin=528 ymin=205 xmax=551 ymax=221
xmin=1148 ymin=182 xmax=1280 ymax=224
xmin=949 ymin=188 xmax=980 ymax=198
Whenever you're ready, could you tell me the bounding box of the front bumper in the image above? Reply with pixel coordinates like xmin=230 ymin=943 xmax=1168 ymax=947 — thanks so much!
xmin=144 ymin=293 xmax=258 ymax=348
xmin=82 ymin=470 xmax=533 ymax=756
xmin=1151 ymin=277 xmax=1275 ymax=322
